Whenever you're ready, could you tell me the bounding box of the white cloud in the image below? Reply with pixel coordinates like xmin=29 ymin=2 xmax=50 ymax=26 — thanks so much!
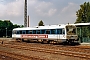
xmin=35 ymin=1 xmax=57 ymax=16
xmin=28 ymin=0 xmax=37 ymax=5
xmin=58 ymin=2 xmax=79 ymax=24
xmin=0 ymin=0 xmax=24 ymax=25
xmin=48 ymin=9 xmax=57 ymax=16
xmin=6 ymin=0 xmax=23 ymax=16
xmin=0 ymin=4 xmax=6 ymax=17
xmin=0 ymin=0 xmax=83 ymax=26
xmin=0 ymin=0 xmax=23 ymax=17
xmin=61 ymin=2 xmax=78 ymax=13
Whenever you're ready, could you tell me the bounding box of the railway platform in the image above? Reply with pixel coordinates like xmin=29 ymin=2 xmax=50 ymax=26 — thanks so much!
xmin=81 ymin=43 xmax=90 ymax=46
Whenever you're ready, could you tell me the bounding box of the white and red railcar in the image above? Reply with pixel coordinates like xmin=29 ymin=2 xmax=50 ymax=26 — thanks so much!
xmin=12 ymin=24 xmax=78 ymax=44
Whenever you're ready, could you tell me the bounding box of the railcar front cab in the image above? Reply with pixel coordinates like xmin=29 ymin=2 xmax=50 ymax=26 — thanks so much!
xmin=66 ymin=25 xmax=78 ymax=43
xmin=12 ymin=30 xmax=21 ymax=41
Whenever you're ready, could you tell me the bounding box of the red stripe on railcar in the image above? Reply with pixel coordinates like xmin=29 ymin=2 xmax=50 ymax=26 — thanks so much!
xmin=21 ymin=34 xmax=48 ymax=38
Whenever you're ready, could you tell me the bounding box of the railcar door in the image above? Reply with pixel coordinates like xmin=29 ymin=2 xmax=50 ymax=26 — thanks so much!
xmin=57 ymin=28 xmax=65 ymax=42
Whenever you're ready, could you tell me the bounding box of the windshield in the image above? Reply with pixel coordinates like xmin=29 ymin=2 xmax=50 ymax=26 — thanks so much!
xmin=66 ymin=25 xmax=76 ymax=35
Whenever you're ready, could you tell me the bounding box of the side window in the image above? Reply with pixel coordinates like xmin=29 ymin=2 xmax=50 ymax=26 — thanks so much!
xmin=57 ymin=29 xmax=62 ymax=34
xmin=12 ymin=30 xmax=16 ymax=34
xmin=51 ymin=29 xmax=56 ymax=34
xmin=26 ymin=30 xmax=32 ymax=34
xmin=26 ymin=30 xmax=28 ymax=34
xmin=20 ymin=31 xmax=22 ymax=34
xmin=46 ymin=29 xmax=50 ymax=34
xmin=41 ymin=30 xmax=45 ymax=34
xmin=37 ymin=30 xmax=40 ymax=34
xmin=33 ymin=30 xmax=36 ymax=34
xmin=28 ymin=30 xmax=32 ymax=34
xmin=22 ymin=30 xmax=26 ymax=34
xmin=16 ymin=31 xmax=20 ymax=34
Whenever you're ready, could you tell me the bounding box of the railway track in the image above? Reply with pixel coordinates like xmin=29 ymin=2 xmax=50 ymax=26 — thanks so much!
xmin=0 ymin=41 xmax=47 ymax=60
xmin=0 ymin=47 xmax=45 ymax=60
xmin=0 ymin=41 xmax=90 ymax=60
xmin=0 ymin=50 xmax=30 ymax=60
xmin=7 ymin=41 xmax=90 ymax=54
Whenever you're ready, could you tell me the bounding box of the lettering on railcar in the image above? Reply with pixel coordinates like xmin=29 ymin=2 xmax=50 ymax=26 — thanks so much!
xmin=21 ymin=34 xmax=48 ymax=38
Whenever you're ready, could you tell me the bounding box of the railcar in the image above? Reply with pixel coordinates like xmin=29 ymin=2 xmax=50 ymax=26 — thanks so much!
xmin=12 ymin=24 xmax=78 ymax=44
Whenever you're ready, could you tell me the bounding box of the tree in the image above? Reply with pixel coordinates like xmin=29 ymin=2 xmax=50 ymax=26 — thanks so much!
xmin=0 ymin=20 xmax=24 ymax=37
xmin=38 ymin=20 xmax=44 ymax=26
xmin=75 ymin=2 xmax=90 ymax=38
xmin=75 ymin=2 xmax=90 ymax=23
xmin=0 ymin=20 xmax=13 ymax=37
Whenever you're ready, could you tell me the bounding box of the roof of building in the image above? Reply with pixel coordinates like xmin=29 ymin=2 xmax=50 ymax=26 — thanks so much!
xmin=71 ymin=23 xmax=90 ymax=27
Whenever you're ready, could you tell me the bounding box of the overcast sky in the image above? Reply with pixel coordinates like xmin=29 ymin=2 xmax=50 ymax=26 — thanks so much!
xmin=0 ymin=0 xmax=89 ymax=26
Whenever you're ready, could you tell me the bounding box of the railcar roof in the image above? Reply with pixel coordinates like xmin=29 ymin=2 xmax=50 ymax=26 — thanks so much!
xmin=13 ymin=24 xmax=67 ymax=30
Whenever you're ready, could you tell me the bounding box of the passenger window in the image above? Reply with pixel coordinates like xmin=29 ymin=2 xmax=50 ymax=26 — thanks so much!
xmin=51 ymin=29 xmax=56 ymax=34
xmin=41 ymin=30 xmax=45 ymax=34
xmin=28 ymin=30 xmax=32 ymax=34
xmin=20 ymin=31 xmax=22 ymax=34
xmin=26 ymin=30 xmax=32 ymax=34
xmin=37 ymin=30 xmax=40 ymax=34
xmin=16 ymin=31 xmax=20 ymax=34
xmin=57 ymin=29 xmax=62 ymax=34
xmin=26 ymin=30 xmax=31 ymax=34
xmin=26 ymin=30 xmax=28 ymax=34
xmin=22 ymin=30 xmax=26 ymax=34
xmin=33 ymin=30 xmax=36 ymax=34
xmin=46 ymin=29 xmax=50 ymax=34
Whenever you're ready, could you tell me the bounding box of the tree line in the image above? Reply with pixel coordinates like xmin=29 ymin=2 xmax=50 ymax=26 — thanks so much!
xmin=0 ymin=20 xmax=23 ymax=37
xmin=75 ymin=2 xmax=90 ymax=37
